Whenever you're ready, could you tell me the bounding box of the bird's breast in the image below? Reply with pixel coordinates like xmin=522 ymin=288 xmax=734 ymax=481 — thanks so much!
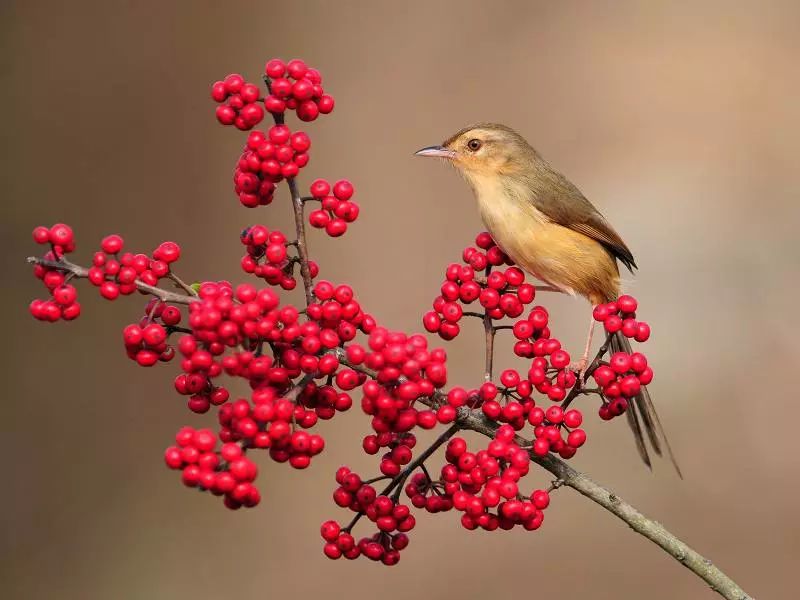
xmin=477 ymin=192 xmax=569 ymax=291
xmin=469 ymin=174 xmax=619 ymax=303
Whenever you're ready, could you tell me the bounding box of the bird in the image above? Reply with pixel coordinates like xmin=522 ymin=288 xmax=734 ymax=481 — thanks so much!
xmin=415 ymin=122 xmax=680 ymax=475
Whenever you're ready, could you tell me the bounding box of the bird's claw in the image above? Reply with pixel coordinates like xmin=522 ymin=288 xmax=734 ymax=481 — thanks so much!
xmin=571 ymin=358 xmax=589 ymax=387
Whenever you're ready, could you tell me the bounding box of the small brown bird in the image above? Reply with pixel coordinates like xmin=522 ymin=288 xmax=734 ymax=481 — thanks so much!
xmin=416 ymin=123 xmax=680 ymax=475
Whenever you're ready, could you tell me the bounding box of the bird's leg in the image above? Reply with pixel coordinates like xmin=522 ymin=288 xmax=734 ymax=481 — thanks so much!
xmin=573 ymin=312 xmax=597 ymax=385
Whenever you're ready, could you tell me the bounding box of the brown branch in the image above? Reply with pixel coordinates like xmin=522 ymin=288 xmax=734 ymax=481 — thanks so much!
xmin=27 ymin=257 xmax=200 ymax=305
xmin=331 ymin=348 xmax=751 ymax=600
xmin=286 ymin=177 xmax=314 ymax=306
xmin=462 ymin=408 xmax=750 ymax=598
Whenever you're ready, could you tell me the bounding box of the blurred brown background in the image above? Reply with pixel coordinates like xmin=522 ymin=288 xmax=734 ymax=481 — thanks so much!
xmin=3 ymin=1 xmax=799 ymax=598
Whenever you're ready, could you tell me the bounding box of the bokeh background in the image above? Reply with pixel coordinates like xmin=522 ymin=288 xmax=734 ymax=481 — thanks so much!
xmin=3 ymin=1 xmax=799 ymax=598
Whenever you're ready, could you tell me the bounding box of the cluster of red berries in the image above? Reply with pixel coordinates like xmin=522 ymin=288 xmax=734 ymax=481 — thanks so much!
xmin=240 ymin=225 xmax=298 ymax=290
xmin=442 ymin=426 xmax=550 ymax=531
xmin=234 ymin=125 xmax=312 ymax=206
xmin=404 ymin=472 xmax=454 ymax=513
xmin=324 ymin=466 xmax=414 ymax=564
xmin=29 ymin=281 xmax=80 ymax=322
xmin=177 ymin=282 xmax=286 ymax=408
xmin=446 ymin=374 xmax=587 ymax=460
xmin=593 ymin=351 xmax=653 ymax=420
xmin=122 ymin=299 xmax=182 ymax=366
xmin=212 ymin=74 xmax=265 ymax=131
xmin=511 ymin=306 xmax=577 ymax=402
xmin=164 ymin=426 xmax=261 ymax=510
xmin=307 ymin=178 xmax=359 ymax=237
xmin=528 ymin=402 xmax=586 ymax=458
xmin=32 ymin=223 xmax=76 ymax=255
xmin=593 ymin=294 xmax=651 ymax=342
xmin=264 ymin=58 xmax=334 ymax=121
xmin=303 ymin=281 xmax=377 ymax=353
xmin=30 ymin=228 xmax=183 ymax=319
xmin=591 ymin=295 xmax=654 ymax=419
xmin=217 ymin=392 xmax=325 ymax=470
xmin=89 ymin=235 xmax=179 ymax=300
xmin=350 ymin=329 xmax=449 ymax=436
xmin=30 ymin=224 xmax=80 ymax=321
xmin=424 ymin=232 xmax=536 ymax=339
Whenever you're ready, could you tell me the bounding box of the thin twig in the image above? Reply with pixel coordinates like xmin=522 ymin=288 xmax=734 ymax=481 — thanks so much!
xmin=27 ymin=257 xmax=200 ymax=305
xmin=167 ymin=272 xmax=198 ymax=296
xmin=342 ymin=423 xmax=460 ymax=533
xmin=483 ymin=313 xmax=495 ymax=381
xmin=285 ymin=372 xmax=316 ymax=402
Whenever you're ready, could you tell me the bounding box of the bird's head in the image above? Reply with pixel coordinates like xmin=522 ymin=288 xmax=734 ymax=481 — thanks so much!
xmin=415 ymin=123 xmax=536 ymax=178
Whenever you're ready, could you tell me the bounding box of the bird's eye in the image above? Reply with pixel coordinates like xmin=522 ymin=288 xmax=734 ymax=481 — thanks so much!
xmin=467 ymin=139 xmax=482 ymax=151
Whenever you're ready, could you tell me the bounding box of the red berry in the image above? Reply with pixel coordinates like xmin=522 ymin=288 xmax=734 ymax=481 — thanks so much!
xmin=265 ymin=59 xmax=286 ymax=78
xmin=155 ymin=241 xmax=181 ymax=264
xmin=532 ymin=490 xmax=550 ymax=509
xmin=325 ymin=219 xmax=347 ymax=237
xmin=100 ymin=281 xmax=120 ymax=300
xmin=609 ymin=352 xmax=632 ymax=374
xmin=310 ymin=179 xmax=330 ymax=198
xmin=240 ymin=83 xmax=260 ymax=103
xmin=567 ymin=429 xmax=587 ymax=448
xmin=617 ymin=294 xmax=638 ymax=313
xmin=32 ymin=226 xmax=50 ymax=244
xmin=101 ymin=234 xmax=124 ymax=254
xmin=292 ymin=79 xmax=315 ymax=101
xmin=269 ymin=124 xmax=291 ymax=145
xmin=332 ymin=180 xmax=354 ymax=201
xmin=216 ymin=105 xmax=236 ymax=125
xmin=211 ymin=81 xmax=227 ymax=102
xmin=564 ymin=409 xmax=583 ymax=428
xmin=290 ymin=131 xmax=311 ymax=152
xmin=297 ymin=100 xmax=320 ymax=121
xmin=223 ymin=73 xmax=244 ymax=93
xmin=49 ymin=224 xmax=74 ymax=246
xmin=287 ymin=59 xmax=308 ymax=79
xmin=52 ymin=285 xmax=77 ymax=306
xmin=317 ymin=95 xmax=335 ymax=114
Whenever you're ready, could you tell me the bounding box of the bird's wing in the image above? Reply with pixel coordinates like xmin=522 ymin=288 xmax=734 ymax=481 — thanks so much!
xmin=528 ymin=172 xmax=637 ymax=271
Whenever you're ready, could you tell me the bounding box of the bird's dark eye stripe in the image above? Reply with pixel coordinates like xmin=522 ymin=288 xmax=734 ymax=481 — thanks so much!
xmin=467 ymin=139 xmax=482 ymax=151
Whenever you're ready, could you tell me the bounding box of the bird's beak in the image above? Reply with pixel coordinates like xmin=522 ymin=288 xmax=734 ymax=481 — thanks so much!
xmin=414 ymin=145 xmax=456 ymax=159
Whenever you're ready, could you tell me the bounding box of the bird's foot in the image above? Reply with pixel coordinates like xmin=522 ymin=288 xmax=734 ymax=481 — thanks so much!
xmin=571 ymin=358 xmax=589 ymax=387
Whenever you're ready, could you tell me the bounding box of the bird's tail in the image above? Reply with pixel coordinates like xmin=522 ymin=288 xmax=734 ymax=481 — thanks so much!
xmin=610 ymin=331 xmax=683 ymax=478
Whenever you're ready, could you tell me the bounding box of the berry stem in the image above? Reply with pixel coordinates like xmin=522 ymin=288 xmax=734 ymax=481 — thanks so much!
xmin=390 ymin=423 xmax=460 ymax=492
xmin=483 ymin=313 xmax=495 ymax=381
xmin=167 ymin=272 xmax=198 ymax=296
xmin=27 ymin=256 xmax=200 ymax=305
